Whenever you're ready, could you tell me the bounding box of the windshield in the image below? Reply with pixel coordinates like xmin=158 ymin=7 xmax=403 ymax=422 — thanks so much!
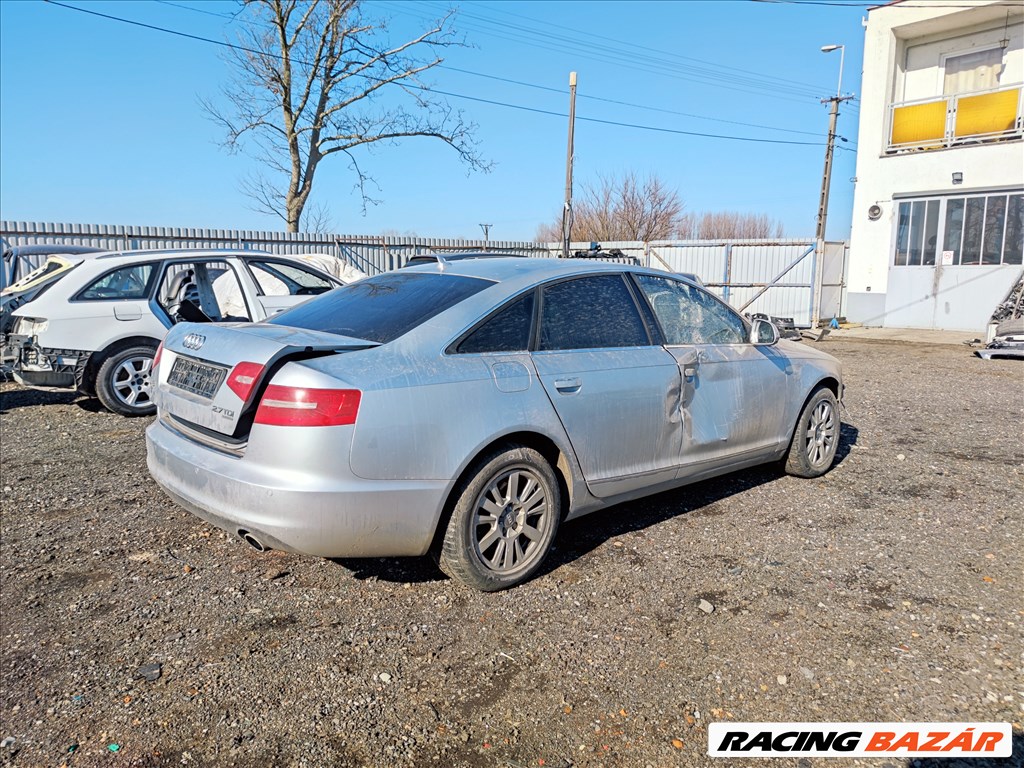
xmin=270 ymin=271 xmax=493 ymax=344
xmin=1 ymin=256 xmax=78 ymax=295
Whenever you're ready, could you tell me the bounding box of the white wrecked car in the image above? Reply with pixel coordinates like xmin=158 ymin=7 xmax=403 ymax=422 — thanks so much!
xmin=7 ymin=249 xmax=355 ymax=415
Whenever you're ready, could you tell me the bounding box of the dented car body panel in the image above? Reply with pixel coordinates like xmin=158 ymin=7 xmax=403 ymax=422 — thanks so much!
xmin=146 ymin=258 xmax=844 ymax=560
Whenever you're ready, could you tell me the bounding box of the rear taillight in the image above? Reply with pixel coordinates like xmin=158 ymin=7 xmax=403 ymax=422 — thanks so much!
xmin=226 ymin=361 xmax=266 ymax=401
xmin=254 ymin=386 xmax=361 ymax=427
xmin=153 ymin=341 xmax=164 ymax=370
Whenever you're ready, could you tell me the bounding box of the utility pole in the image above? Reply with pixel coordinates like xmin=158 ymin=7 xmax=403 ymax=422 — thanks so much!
xmin=814 ymin=94 xmax=853 ymax=249
xmin=479 ymin=223 xmax=492 ymax=249
xmin=561 ymin=71 xmax=578 ymax=258
xmin=812 ymin=92 xmax=852 ymax=327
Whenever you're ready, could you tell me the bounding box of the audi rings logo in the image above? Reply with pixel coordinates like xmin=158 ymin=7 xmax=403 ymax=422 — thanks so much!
xmin=182 ymin=333 xmax=206 ymax=351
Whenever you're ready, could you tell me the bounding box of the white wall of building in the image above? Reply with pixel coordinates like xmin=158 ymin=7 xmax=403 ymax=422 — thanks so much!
xmin=847 ymin=0 xmax=1024 ymax=331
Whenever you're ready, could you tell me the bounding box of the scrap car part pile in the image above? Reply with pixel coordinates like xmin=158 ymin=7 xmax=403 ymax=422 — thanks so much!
xmin=749 ymin=312 xmax=802 ymax=341
xmin=976 ymin=270 xmax=1024 ymax=360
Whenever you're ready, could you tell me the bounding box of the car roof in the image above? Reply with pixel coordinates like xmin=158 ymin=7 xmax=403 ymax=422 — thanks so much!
xmin=402 ymin=256 xmax=661 ymax=287
xmin=91 ymin=247 xmax=274 ymax=261
xmin=60 ymin=247 xmax=282 ymax=270
xmin=407 ymin=251 xmax=527 ymax=262
xmin=398 ymin=258 xmax=727 ymax=323
xmin=2 ymin=245 xmax=106 ymax=257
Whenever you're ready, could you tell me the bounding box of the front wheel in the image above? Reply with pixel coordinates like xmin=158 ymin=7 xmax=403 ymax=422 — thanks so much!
xmin=439 ymin=445 xmax=561 ymax=591
xmin=95 ymin=344 xmax=158 ymax=417
xmin=784 ymin=387 xmax=840 ymax=478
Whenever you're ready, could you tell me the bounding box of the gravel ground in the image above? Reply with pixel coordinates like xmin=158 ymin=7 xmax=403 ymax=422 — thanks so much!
xmin=0 ymin=338 xmax=1021 ymax=768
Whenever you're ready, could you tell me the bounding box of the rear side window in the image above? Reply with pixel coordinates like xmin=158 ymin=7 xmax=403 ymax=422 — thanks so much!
xmin=457 ymin=292 xmax=535 ymax=354
xmin=76 ymin=264 xmax=154 ymax=301
xmin=538 ymin=275 xmax=650 ymax=351
xmin=272 ymin=272 xmax=492 ymax=344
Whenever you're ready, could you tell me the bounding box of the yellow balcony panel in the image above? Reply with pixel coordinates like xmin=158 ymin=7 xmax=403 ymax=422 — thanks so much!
xmin=891 ymin=100 xmax=947 ymax=146
xmin=955 ymin=88 xmax=1021 ymax=138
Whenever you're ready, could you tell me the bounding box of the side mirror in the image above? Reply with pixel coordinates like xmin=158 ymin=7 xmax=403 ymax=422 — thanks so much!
xmin=751 ymin=317 xmax=779 ymax=346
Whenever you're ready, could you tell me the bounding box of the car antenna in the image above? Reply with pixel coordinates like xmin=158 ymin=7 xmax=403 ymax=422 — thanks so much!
xmin=435 ymin=254 xmax=448 ymax=272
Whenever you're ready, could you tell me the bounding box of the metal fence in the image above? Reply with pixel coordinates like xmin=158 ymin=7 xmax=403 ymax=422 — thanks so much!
xmin=0 ymin=221 xmax=542 ymax=286
xmin=544 ymin=239 xmax=848 ymax=325
xmin=1 ymin=221 xmax=847 ymax=326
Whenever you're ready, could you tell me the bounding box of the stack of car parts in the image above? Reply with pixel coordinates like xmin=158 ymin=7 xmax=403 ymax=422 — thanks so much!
xmin=976 ymin=271 xmax=1024 ymax=360
xmin=749 ymin=312 xmax=802 ymax=341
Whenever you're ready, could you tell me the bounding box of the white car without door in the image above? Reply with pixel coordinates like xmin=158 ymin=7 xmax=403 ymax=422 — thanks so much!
xmin=8 ymin=249 xmax=355 ymax=415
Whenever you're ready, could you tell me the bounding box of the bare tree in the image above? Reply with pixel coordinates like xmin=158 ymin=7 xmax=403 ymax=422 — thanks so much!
xmin=677 ymin=211 xmax=785 ymax=239
xmin=204 ymin=0 xmax=489 ymax=232
xmin=300 ymin=200 xmax=335 ymax=234
xmin=537 ymin=172 xmax=684 ymax=242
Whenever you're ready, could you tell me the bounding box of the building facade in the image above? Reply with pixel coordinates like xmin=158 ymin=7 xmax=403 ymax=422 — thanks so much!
xmin=848 ymin=0 xmax=1023 ymax=331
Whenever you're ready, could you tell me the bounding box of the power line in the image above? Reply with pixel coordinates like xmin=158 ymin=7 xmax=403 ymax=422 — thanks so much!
xmin=750 ymin=0 xmax=1021 ymax=6
xmin=436 ymin=0 xmax=834 ymax=94
xmin=448 ymin=2 xmax=831 ymax=97
xmin=156 ymin=0 xmax=829 ymax=135
xmin=387 ymin=1 xmax=829 ymax=103
xmin=44 ymin=0 xmax=828 ymax=147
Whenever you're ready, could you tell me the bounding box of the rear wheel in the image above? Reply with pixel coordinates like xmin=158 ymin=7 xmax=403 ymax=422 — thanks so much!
xmin=95 ymin=344 xmax=158 ymax=417
xmin=439 ymin=445 xmax=561 ymax=591
xmin=784 ymin=387 xmax=840 ymax=478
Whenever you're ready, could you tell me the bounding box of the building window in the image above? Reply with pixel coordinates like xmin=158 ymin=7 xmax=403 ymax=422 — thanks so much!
xmin=895 ymin=193 xmax=1023 ymax=267
xmin=943 ymin=48 xmax=1003 ymax=96
xmin=895 ymin=199 xmax=939 ymax=265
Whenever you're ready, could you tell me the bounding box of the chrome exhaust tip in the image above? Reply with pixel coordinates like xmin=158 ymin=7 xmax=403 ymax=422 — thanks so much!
xmin=237 ymin=529 xmax=268 ymax=552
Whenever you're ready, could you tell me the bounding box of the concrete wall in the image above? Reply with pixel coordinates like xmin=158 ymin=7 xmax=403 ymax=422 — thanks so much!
xmin=847 ymin=0 xmax=1024 ymax=332
xmin=881 ymin=263 xmax=1021 ymax=330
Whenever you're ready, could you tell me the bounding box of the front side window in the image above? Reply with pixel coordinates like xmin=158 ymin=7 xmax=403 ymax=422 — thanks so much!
xmin=538 ymin=275 xmax=649 ymax=351
xmin=457 ymin=292 xmax=535 ymax=354
xmin=272 ymin=272 xmax=493 ymax=344
xmin=634 ymin=274 xmax=747 ymax=345
xmin=76 ymin=264 xmax=154 ymax=300
xmin=246 ymin=259 xmax=334 ymax=296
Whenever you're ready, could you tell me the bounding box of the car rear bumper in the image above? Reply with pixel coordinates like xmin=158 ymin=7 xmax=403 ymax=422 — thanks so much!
xmin=145 ymin=417 xmax=449 ymax=558
xmin=7 ymin=335 xmax=90 ymax=391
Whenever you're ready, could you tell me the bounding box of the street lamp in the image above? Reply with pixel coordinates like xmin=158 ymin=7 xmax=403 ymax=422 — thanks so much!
xmin=812 ymin=43 xmax=850 ymax=326
xmin=821 ymin=44 xmax=845 ymax=98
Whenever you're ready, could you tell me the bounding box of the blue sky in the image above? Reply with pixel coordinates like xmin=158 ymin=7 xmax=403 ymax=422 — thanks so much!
xmin=0 ymin=0 xmax=867 ymax=241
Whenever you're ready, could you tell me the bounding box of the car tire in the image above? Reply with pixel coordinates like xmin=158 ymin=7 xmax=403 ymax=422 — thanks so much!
xmin=439 ymin=445 xmax=561 ymax=591
xmin=784 ymin=387 xmax=840 ymax=478
xmin=95 ymin=344 xmax=158 ymax=417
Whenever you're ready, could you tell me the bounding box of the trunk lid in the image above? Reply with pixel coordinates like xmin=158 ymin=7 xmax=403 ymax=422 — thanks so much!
xmin=155 ymin=322 xmax=376 ymax=436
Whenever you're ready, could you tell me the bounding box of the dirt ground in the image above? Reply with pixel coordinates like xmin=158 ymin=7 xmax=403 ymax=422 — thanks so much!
xmin=0 ymin=338 xmax=1021 ymax=768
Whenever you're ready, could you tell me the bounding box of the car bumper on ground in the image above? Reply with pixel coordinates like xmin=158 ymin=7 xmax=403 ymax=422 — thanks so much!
xmin=145 ymin=417 xmax=450 ymax=558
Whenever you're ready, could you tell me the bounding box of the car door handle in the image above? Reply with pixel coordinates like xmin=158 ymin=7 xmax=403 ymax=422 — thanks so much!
xmin=683 ymin=350 xmax=704 ymax=378
xmin=554 ymin=377 xmax=581 ymax=394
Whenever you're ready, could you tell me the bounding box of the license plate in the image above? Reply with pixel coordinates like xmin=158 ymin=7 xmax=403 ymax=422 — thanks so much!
xmin=168 ymin=356 xmax=227 ymax=399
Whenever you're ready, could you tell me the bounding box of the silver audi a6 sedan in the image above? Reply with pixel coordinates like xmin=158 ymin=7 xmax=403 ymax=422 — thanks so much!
xmin=146 ymin=258 xmax=843 ymax=590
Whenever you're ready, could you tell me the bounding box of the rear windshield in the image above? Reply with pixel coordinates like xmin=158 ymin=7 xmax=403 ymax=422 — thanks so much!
xmin=2 ymin=257 xmax=77 ymax=295
xmin=270 ymin=271 xmax=493 ymax=344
